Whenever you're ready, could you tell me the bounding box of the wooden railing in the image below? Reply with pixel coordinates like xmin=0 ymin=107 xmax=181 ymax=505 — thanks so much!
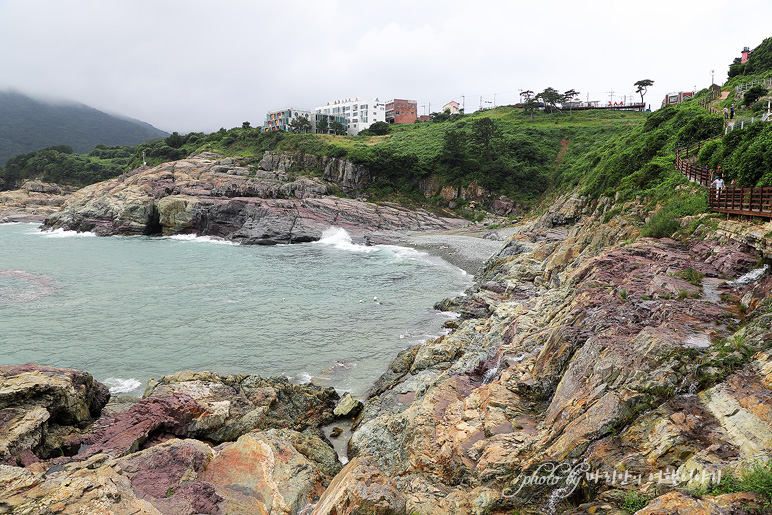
xmin=709 ymin=186 xmax=772 ymax=216
xmin=674 ymin=142 xmax=772 ymax=218
xmin=675 ymin=142 xmax=712 ymax=187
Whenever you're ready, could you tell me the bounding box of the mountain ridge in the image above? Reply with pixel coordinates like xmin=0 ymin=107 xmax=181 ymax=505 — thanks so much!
xmin=0 ymin=90 xmax=168 ymax=165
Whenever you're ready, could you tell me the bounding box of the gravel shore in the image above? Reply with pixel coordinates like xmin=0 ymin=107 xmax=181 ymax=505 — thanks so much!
xmin=394 ymin=225 xmax=519 ymax=276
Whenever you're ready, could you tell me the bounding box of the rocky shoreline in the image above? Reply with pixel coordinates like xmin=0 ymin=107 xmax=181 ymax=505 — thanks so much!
xmin=3 ymin=158 xmax=772 ymax=513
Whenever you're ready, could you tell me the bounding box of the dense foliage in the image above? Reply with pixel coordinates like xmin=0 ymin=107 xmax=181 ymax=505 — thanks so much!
xmin=0 ymin=106 xmax=642 ymax=207
xmin=728 ymin=37 xmax=772 ymax=78
xmin=698 ymin=120 xmax=772 ymax=186
xmin=2 ymin=146 xmax=123 ymax=187
xmin=0 ymin=90 xmax=167 ymax=166
xmin=2 ymin=99 xmax=725 ymax=225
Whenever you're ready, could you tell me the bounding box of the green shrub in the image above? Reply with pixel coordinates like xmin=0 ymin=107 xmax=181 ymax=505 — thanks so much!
xmin=744 ymin=85 xmax=768 ymax=107
xmin=642 ymin=209 xmax=681 ymax=238
xmin=677 ymin=267 xmax=705 ymax=286
xmin=703 ymin=460 xmax=772 ymax=511
xmin=621 ymin=491 xmax=654 ymax=513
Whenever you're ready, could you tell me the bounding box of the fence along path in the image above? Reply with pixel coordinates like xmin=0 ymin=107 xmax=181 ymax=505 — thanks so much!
xmin=675 ymin=142 xmax=772 ymax=218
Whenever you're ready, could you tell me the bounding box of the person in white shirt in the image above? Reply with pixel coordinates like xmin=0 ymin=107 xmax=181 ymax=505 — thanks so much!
xmin=711 ymin=175 xmax=724 ymax=200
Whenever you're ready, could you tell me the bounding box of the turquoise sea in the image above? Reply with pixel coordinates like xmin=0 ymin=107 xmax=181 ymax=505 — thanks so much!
xmin=0 ymin=223 xmax=471 ymax=398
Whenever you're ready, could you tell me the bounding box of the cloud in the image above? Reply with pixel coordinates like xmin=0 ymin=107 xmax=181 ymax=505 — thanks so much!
xmin=0 ymin=0 xmax=770 ymax=132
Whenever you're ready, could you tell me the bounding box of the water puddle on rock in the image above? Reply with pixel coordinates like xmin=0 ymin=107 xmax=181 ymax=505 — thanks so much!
xmin=701 ymin=277 xmax=727 ymax=304
xmin=684 ymin=332 xmax=712 ymax=349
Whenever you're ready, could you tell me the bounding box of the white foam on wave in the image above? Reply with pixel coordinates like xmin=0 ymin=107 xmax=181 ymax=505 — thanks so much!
xmin=103 ymin=377 xmax=142 ymax=394
xmin=36 ymin=228 xmax=97 ymax=238
xmin=297 ymin=372 xmax=314 ymax=383
xmin=314 ymin=227 xmax=376 ymax=253
xmin=381 ymin=244 xmax=471 ymax=281
xmin=165 ymin=234 xmax=237 ymax=245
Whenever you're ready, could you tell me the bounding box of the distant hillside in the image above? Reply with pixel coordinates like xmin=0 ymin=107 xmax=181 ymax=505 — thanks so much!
xmin=0 ymin=91 xmax=168 ymax=165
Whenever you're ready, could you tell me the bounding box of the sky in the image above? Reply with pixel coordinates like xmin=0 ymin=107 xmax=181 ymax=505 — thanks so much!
xmin=1 ymin=0 xmax=771 ymax=134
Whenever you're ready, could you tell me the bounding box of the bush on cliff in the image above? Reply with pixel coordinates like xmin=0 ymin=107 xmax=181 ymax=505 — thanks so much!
xmin=699 ymin=121 xmax=772 ymax=186
xmin=1 ymin=147 xmax=123 ymax=188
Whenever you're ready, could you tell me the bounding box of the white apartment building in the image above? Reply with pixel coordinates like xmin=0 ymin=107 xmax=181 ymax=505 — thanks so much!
xmin=315 ymin=97 xmax=385 ymax=135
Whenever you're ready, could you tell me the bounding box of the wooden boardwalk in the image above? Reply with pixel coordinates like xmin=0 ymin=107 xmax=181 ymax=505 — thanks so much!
xmin=675 ymin=143 xmax=772 ymax=219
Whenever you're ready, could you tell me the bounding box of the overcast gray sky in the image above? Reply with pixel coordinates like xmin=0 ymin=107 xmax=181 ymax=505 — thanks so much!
xmin=1 ymin=0 xmax=770 ymax=134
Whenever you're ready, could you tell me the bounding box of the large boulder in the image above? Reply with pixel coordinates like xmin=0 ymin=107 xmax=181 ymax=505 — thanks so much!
xmin=201 ymin=429 xmax=335 ymax=514
xmin=144 ymin=370 xmax=340 ymax=440
xmin=0 ymin=364 xmax=109 ymax=464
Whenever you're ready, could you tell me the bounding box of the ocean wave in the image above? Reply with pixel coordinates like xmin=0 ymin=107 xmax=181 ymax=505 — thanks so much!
xmin=296 ymin=372 xmax=314 ymax=383
xmin=314 ymin=227 xmax=377 ymax=253
xmin=36 ymin=228 xmax=97 ymax=238
xmin=381 ymin=244 xmax=470 ymax=277
xmin=102 ymin=377 xmax=143 ymax=394
xmin=165 ymin=234 xmax=237 ymax=245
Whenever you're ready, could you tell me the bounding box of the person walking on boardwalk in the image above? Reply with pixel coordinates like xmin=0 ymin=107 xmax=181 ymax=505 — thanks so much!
xmin=712 ymin=172 xmax=725 ymax=201
xmin=723 ymin=107 xmax=729 ymax=120
xmin=730 ymin=105 xmax=735 ymax=119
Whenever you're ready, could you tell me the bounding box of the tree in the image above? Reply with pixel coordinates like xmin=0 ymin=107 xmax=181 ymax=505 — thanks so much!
xmin=165 ymin=131 xmax=184 ymax=148
xmin=537 ymin=87 xmax=562 ymax=113
xmin=520 ymin=90 xmax=538 ymax=122
xmin=289 ymin=115 xmax=312 ymax=134
xmin=440 ymin=129 xmax=468 ymax=181
xmin=635 ymin=79 xmax=654 ymax=105
xmin=242 ymin=121 xmax=251 ymax=129
xmin=470 ymin=118 xmax=502 ymax=164
xmin=330 ymin=120 xmax=346 ymax=135
xmin=561 ymin=89 xmax=580 ymax=118
xmin=316 ymin=117 xmax=329 ymax=134
xmin=367 ymin=121 xmax=390 ymax=135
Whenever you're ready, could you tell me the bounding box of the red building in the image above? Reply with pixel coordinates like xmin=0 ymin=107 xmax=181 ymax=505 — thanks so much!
xmin=742 ymin=46 xmax=751 ymax=63
xmin=385 ymin=99 xmax=417 ymax=124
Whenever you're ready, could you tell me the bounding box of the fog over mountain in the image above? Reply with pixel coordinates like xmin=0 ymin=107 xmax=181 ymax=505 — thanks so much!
xmin=0 ymin=90 xmax=168 ymax=165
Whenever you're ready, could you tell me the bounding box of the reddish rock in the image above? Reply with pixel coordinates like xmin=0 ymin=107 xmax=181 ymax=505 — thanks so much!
xmin=313 ymin=456 xmax=407 ymax=515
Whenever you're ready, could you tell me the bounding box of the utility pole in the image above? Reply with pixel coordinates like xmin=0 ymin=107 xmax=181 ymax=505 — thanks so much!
xmin=607 ymin=90 xmax=616 ymax=104
xmin=462 ymin=95 xmax=465 ymax=113
xmin=479 ymin=96 xmax=482 ymax=111
xmin=494 ymin=93 xmax=497 ymax=108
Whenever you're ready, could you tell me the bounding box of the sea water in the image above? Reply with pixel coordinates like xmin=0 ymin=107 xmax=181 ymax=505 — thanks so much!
xmin=0 ymin=223 xmax=472 ymax=398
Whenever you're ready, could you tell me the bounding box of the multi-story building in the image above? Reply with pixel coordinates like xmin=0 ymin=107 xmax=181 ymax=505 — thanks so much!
xmin=264 ymin=108 xmax=311 ymax=132
xmin=315 ymin=97 xmax=385 ymax=135
xmin=385 ymin=99 xmax=417 ymax=124
xmin=264 ymin=108 xmax=347 ymax=134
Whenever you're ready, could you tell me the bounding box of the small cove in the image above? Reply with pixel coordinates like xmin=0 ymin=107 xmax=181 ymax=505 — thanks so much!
xmin=0 ymin=223 xmax=472 ymax=398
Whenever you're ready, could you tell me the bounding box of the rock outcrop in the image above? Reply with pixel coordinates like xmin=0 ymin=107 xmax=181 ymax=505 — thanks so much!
xmin=0 ymin=181 xmax=69 ymax=222
xmin=44 ymin=152 xmax=465 ymax=243
xmin=0 ymin=364 xmax=110 ymax=465
xmin=0 ymin=368 xmax=345 ymax=514
xmin=347 ymin=193 xmax=772 ymax=513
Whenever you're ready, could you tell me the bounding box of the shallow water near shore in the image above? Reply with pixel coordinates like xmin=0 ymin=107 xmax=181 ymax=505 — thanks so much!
xmin=0 ymin=223 xmax=471 ymax=398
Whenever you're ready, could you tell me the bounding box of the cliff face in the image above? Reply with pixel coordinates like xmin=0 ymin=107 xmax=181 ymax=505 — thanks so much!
xmin=43 ymin=152 xmax=465 ymax=244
